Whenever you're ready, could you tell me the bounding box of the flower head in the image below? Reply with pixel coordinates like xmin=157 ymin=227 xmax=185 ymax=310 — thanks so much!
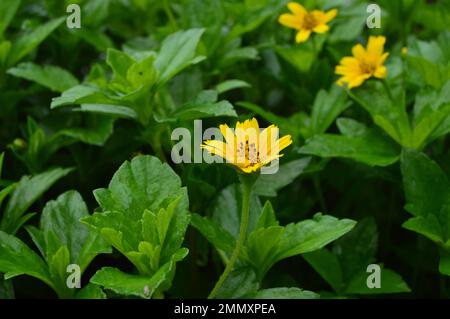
xmin=278 ymin=2 xmax=337 ymax=43
xmin=201 ymin=118 xmax=292 ymax=173
xmin=335 ymin=36 xmax=389 ymax=89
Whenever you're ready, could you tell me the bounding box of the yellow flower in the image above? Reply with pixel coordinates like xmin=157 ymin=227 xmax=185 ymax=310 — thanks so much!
xmin=401 ymin=46 xmax=408 ymax=55
xmin=201 ymin=118 xmax=292 ymax=173
xmin=335 ymin=36 xmax=389 ymax=89
xmin=278 ymin=2 xmax=337 ymax=43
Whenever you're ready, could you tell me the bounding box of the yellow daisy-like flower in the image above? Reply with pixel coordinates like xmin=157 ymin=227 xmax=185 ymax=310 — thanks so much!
xmin=278 ymin=2 xmax=338 ymax=43
xmin=335 ymin=36 xmax=389 ymax=89
xmin=201 ymin=118 xmax=292 ymax=173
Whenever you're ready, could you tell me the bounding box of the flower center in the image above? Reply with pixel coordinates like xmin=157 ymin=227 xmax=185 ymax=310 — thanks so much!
xmin=359 ymin=61 xmax=376 ymax=74
xmin=237 ymin=140 xmax=259 ymax=165
xmin=303 ymin=14 xmax=318 ymax=29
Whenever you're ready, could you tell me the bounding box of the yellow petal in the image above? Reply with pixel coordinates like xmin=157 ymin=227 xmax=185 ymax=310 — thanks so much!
xmin=379 ymin=52 xmax=389 ymax=64
xmin=367 ymin=36 xmax=386 ymax=57
xmin=287 ymin=2 xmax=307 ymax=17
xmin=313 ymin=24 xmax=329 ymax=33
xmin=324 ymin=9 xmax=338 ymax=22
xmin=351 ymin=44 xmax=366 ymax=59
xmin=373 ymin=65 xmax=387 ymax=79
xmin=219 ymin=124 xmax=237 ymax=159
xmin=277 ymin=135 xmax=293 ymax=152
xmin=201 ymin=140 xmax=228 ymax=159
xmin=259 ymin=124 xmax=277 ymax=158
xmin=278 ymin=13 xmax=300 ymax=29
xmin=347 ymin=73 xmax=372 ymax=89
xmin=296 ymin=29 xmax=311 ymax=43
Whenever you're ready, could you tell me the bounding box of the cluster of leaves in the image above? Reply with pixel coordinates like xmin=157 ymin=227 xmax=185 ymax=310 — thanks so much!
xmin=0 ymin=0 xmax=449 ymax=299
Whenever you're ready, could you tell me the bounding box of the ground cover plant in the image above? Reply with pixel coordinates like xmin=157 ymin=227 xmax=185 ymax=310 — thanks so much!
xmin=0 ymin=0 xmax=449 ymax=299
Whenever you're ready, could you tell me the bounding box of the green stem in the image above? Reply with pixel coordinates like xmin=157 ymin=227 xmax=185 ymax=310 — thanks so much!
xmin=208 ymin=174 xmax=254 ymax=299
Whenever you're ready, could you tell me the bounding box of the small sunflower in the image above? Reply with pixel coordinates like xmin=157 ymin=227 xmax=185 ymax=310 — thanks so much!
xmin=201 ymin=118 xmax=292 ymax=173
xmin=278 ymin=2 xmax=338 ymax=43
xmin=335 ymin=35 xmax=389 ymax=89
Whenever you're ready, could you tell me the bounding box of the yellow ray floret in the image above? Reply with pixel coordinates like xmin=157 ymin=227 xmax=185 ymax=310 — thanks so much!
xmin=278 ymin=2 xmax=338 ymax=43
xmin=201 ymin=118 xmax=292 ymax=173
xmin=335 ymin=36 xmax=389 ymax=89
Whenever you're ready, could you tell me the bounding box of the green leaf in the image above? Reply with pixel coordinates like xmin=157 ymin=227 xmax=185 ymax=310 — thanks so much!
xmin=0 ymin=0 xmax=21 ymax=36
xmin=60 ymin=114 xmax=115 ymax=146
xmin=215 ymin=267 xmax=259 ymax=299
xmin=50 ymin=85 xmax=116 ymax=109
xmin=351 ymin=81 xmax=412 ymax=147
xmin=275 ymin=45 xmax=315 ymax=73
xmin=1 ymin=167 xmax=73 ymax=234
xmin=303 ymin=248 xmax=343 ymax=293
xmin=7 ymin=17 xmax=65 ymax=67
xmin=7 ymin=62 xmax=79 ymax=92
xmin=0 ymin=278 xmax=14 ymax=299
xmin=310 ymin=85 xmax=351 ymax=135
xmin=106 ymin=48 xmax=135 ymax=82
xmin=249 ymin=287 xmax=319 ymax=299
xmin=215 ymin=79 xmax=250 ymax=94
xmin=255 ymin=201 xmax=278 ymax=230
xmin=76 ymin=283 xmax=106 ymax=299
xmin=254 ymin=158 xmax=311 ymax=197
xmin=401 ymin=150 xmax=450 ymax=226
xmin=407 ymin=55 xmax=447 ymax=89
xmin=166 ymin=99 xmax=237 ymax=122
xmin=155 ymin=28 xmax=205 ymax=85
xmin=246 ymin=225 xmax=284 ymax=278
xmin=299 ymin=129 xmax=400 ymax=167
xmin=439 ymin=251 xmax=450 ymax=276
xmin=190 ymin=213 xmax=236 ymax=253
xmin=126 ymin=54 xmax=157 ymax=89
xmin=328 ymin=4 xmax=366 ymax=43
xmin=47 ymin=245 xmax=71 ymax=297
xmin=412 ymin=81 xmax=450 ymax=145
xmin=40 ymin=191 xmax=111 ymax=272
xmin=0 ymin=152 xmax=4 ymax=178
xmin=0 ymin=230 xmax=54 ymax=290
xmin=275 ymin=214 xmax=356 ymax=261
xmin=77 ymin=104 xmax=138 ymax=119
xmin=402 ymin=215 xmax=444 ymax=245
xmin=212 ymin=183 xmax=262 ymax=240
xmin=90 ymin=248 xmax=188 ymax=298
xmin=83 ymin=155 xmax=190 ymax=275
xmin=345 ymin=267 xmax=411 ymax=294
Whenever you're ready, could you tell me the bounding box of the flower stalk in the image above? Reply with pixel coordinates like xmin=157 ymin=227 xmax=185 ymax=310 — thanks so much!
xmin=208 ymin=172 xmax=258 ymax=299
